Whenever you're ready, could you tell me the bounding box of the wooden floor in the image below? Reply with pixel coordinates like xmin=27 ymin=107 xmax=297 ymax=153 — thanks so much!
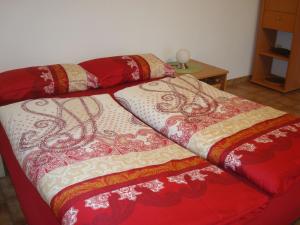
xmin=0 ymin=78 xmax=299 ymax=225
xmin=227 ymin=78 xmax=300 ymax=116
xmin=0 ymin=177 xmax=25 ymax=225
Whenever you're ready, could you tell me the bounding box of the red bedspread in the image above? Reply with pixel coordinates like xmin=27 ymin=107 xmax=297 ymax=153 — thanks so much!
xmin=114 ymin=74 xmax=300 ymax=194
xmin=52 ymin=159 xmax=267 ymax=225
xmin=0 ymin=85 xmax=268 ymax=225
xmin=208 ymin=114 xmax=300 ymax=194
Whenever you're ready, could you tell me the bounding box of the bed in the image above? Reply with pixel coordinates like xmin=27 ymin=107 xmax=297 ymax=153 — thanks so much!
xmin=0 ymin=55 xmax=299 ymax=225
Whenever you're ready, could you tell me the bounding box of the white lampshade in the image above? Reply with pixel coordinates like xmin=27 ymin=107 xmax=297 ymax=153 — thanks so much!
xmin=176 ymin=49 xmax=191 ymax=64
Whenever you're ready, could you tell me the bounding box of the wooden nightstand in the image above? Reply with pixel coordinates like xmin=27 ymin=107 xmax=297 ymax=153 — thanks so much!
xmin=172 ymin=59 xmax=228 ymax=90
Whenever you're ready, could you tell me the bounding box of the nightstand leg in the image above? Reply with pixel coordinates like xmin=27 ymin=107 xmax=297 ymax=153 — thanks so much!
xmin=220 ymin=74 xmax=227 ymax=90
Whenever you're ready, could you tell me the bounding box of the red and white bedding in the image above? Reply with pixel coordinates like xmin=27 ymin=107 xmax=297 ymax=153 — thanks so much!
xmin=115 ymin=74 xmax=300 ymax=194
xmin=0 ymin=94 xmax=268 ymax=225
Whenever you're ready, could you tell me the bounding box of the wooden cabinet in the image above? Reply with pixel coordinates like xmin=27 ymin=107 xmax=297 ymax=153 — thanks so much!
xmin=265 ymin=0 xmax=298 ymax=13
xmin=263 ymin=11 xmax=296 ymax=32
xmin=252 ymin=0 xmax=300 ymax=92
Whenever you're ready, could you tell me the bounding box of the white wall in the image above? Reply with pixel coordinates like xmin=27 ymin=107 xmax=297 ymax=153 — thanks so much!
xmin=0 ymin=0 xmax=260 ymax=79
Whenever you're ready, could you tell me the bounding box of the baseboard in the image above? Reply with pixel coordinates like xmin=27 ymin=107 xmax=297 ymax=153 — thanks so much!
xmin=227 ymin=75 xmax=250 ymax=86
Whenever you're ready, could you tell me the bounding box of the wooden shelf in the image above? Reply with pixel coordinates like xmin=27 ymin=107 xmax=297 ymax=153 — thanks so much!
xmin=259 ymin=50 xmax=289 ymax=61
xmin=251 ymin=78 xmax=286 ymax=92
xmin=251 ymin=0 xmax=300 ymax=92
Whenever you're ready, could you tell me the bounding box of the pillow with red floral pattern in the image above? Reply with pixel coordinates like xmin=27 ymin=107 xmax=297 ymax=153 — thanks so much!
xmin=0 ymin=64 xmax=99 ymax=106
xmin=79 ymin=53 xmax=175 ymax=88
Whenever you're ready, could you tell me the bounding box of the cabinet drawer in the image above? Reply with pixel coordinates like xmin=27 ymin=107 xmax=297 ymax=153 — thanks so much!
xmin=265 ymin=0 xmax=299 ymax=14
xmin=263 ymin=11 xmax=296 ymax=32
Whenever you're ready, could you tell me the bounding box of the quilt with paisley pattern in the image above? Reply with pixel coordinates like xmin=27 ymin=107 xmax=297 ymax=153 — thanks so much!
xmin=115 ymin=74 xmax=300 ymax=194
xmin=0 ymin=94 xmax=268 ymax=225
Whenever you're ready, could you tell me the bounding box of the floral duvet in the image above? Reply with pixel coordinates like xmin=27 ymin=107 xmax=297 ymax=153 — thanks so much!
xmin=115 ymin=74 xmax=300 ymax=194
xmin=0 ymin=94 xmax=267 ymax=225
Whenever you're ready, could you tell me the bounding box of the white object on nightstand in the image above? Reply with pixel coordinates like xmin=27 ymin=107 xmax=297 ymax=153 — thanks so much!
xmin=0 ymin=155 xmax=5 ymax=177
xmin=176 ymin=49 xmax=191 ymax=69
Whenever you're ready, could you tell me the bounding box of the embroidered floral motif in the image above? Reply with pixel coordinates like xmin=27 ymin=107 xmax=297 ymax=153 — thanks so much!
xmin=235 ymin=143 xmax=256 ymax=152
xmin=268 ymin=129 xmax=288 ymax=138
xmin=225 ymin=124 xmax=299 ymax=171
xmin=39 ymin=66 xmax=53 ymax=81
xmin=255 ymin=135 xmax=273 ymax=143
xmin=84 ymin=180 xmax=164 ymax=211
xmin=167 ymin=166 xmax=220 ymax=184
xmin=44 ymin=82 xmax=55 ymax=94
xmin=85 ymin=192 xmax=111 ymax=210
xmin=39 ymin=66 xmax=55 ymax=94
xmin=122 ymin=56 xmax=140 ymax=80
xmin=167 ymin=174 xmax=187 ymax=184
xmin=294 ymin=122 xmax=300 ymax=128
xmin=138 ymin=179 xmax=164 ymax=192
xmin=62 ymin=207 xmax=78 ymax=225
xmin=255 ymin=124 xmax=299 ymax=145
xmin=223 ymin=143 xmax=255 ymax=171
xmin=224 ymin=151 xmax=242 ymax=171
xmin=282 ymin=125 xmax=298 ymax=133
xmin=82 ymin=167 xmax=223 ymax=212
xmin=87 ymin=72 xmax=99 ymax=88
xmin=160 ymin=115 xmax=198 ymax=146
xmin=201 ymin=165 xmax=223 ymax=174
xmin=186 ymin=169 xmax=207 ymax=181
xmin=112 ymin=185 xmax=142 ymax=201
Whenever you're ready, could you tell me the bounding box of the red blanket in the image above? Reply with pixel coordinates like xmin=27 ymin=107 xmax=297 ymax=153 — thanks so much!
xmin=115 ymin=74 xmax=300 ymax=194
xmin=208 ymin=114 xmax=300 ymax=194
xmin=53 ymin=158 xmax=268 ymax=225
xmin=0 ymin=92 xmax=267 ymax=225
